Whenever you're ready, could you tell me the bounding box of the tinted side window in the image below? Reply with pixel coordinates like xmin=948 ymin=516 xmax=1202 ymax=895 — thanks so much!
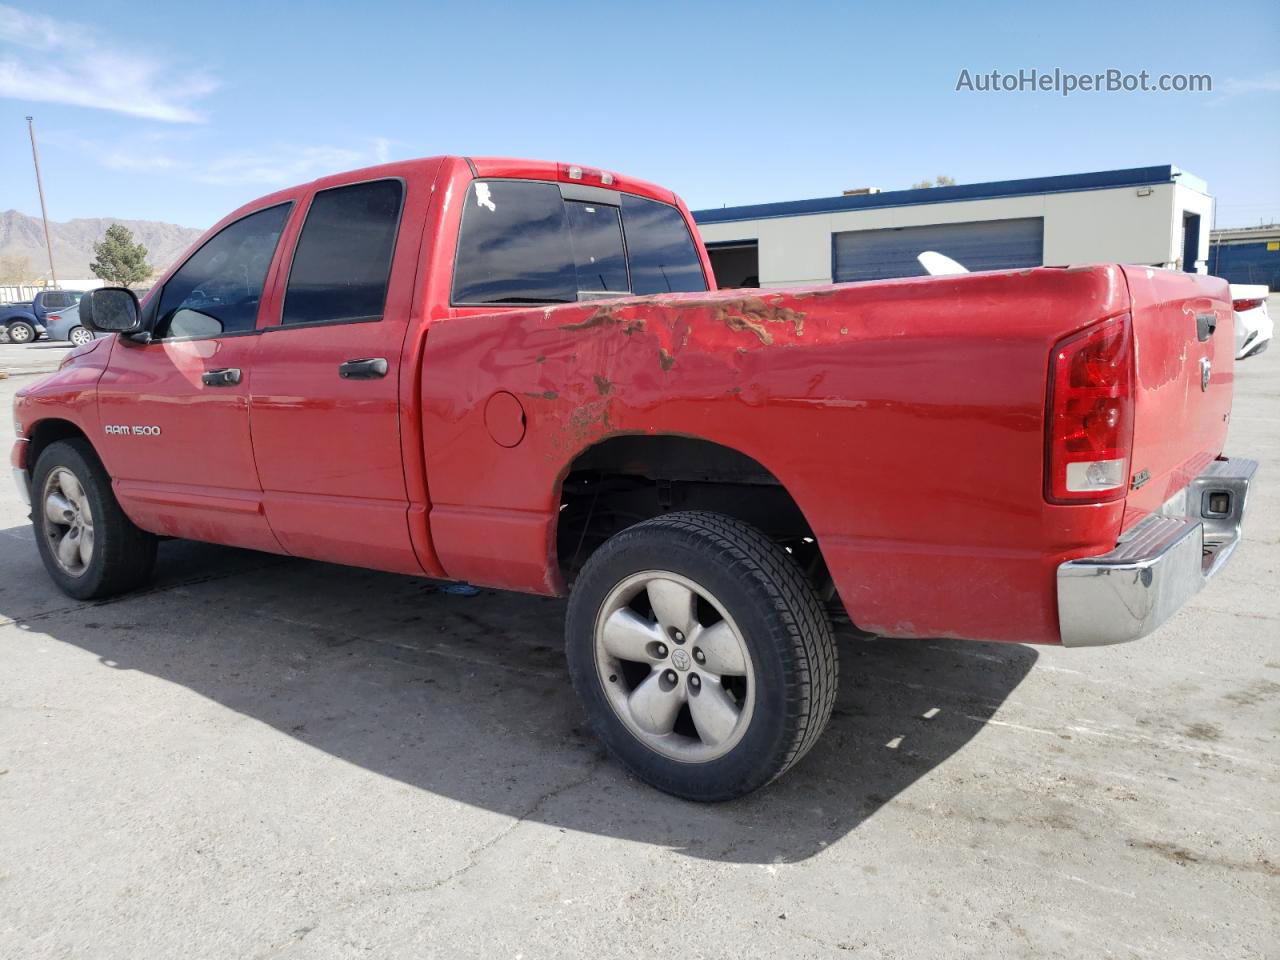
xmin=283 ymin=179 xmax=404 ymax=326
xmin=620 ymin=195 xmax=707 ymax=295
xmin=453 ymin=181 xmax=576 ymax=305
xmin=156 ymin=203 xmax=290 ymax=339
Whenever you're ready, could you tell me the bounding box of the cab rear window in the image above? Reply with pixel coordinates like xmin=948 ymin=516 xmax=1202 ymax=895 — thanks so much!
xmin=619 ymin=194 xmax=707 ymax=296
xmin=452 ymin=180 xmax=706 ymax=306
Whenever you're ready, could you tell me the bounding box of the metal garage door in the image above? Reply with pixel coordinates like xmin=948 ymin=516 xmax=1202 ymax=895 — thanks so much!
xmin=832 ymin=217 xmax=1044 ymax=283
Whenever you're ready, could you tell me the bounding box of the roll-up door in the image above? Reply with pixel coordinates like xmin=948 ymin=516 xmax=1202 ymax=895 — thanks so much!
xmin=833 ymin=217 xmax=1044 ymax=282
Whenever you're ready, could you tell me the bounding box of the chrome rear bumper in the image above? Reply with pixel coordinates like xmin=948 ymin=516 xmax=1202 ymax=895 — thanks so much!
xmin=1057 ymin=457 xmax=1257 ymax=647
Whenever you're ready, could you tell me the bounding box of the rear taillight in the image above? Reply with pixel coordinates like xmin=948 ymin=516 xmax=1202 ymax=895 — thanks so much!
xmin=1045 ymin=314 xmax=1134 ymax=504
xmin=1232 ymin=298 xmax=1264 ymax=312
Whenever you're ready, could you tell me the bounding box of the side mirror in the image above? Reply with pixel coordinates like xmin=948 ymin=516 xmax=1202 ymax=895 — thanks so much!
xmin=81 ymin=288 xmax=144 ymax=334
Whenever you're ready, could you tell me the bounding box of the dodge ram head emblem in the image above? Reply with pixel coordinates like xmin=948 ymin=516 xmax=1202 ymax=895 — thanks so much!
xmin=1200 ymin=357 xmax=1212 ymax=392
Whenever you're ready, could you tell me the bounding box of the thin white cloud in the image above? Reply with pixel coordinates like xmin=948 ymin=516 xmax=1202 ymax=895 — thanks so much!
xmin=101 ymin=150 xmax=180 ymax=173
xmin=1210 ymin=70 xmax=1280 ymax=105
xmin=46 ymin=129 xmax=395 ymax=186
xmin=372 ymin=137 xmax=394 ymax=164
xmin=193 ymin=141 xmax=398 ymax=186
xmin=42 ymin=128 xmax=189 ymax=173
xmin=1219 ymin=71 xmax=1280 ymax=96
xmin=0 ymin=4 xmax=217 ymax=122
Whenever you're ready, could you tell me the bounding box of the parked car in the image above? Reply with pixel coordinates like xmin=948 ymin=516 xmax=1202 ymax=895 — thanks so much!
xmin=12 ymin=156 xmax=1255 ymax=800
xmin=1231 ymin=284 xmax=1273 ymax=359
xmin=43 ymin=303 xmax=98 ymax=346
xmin=43 ymin=290 xmax=150 ymax=346
xmin=918 ymin=252 xmax=1275 ymax=362
xmin=0 ymin=289 xmax=85 ymax=343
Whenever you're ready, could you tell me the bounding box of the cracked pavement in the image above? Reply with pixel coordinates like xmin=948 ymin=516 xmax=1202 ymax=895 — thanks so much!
xmin=1 ymin=307 xmax=1277 ymax=959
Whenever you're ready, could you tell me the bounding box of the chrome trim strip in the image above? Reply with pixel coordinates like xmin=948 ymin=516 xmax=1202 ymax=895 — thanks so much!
xmin=1057 ymin=457 xmax=1257 ymax=647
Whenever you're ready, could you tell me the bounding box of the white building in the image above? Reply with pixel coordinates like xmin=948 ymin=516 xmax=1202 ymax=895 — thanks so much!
xmin=693 ymin=165 xmax=1213 ymax=289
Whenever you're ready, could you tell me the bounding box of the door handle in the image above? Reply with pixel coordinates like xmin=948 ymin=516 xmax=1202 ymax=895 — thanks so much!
xmin=1196 ymin=313 xmax=1217 ymax=342
xmin=338 ymin=357 xmax=388 ymax=380
xmin=201 ymin=367 xmax=241 ymax=387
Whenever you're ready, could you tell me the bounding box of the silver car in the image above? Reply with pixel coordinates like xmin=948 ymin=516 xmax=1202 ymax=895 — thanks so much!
xmin=44 ymin=287 xmax=152 ymax=346
xmin=42 ymin=302 xmax=100 ymax=346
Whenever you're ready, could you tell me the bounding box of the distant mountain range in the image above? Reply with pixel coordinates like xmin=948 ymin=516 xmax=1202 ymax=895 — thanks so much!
xmin=0 ymin=209 xmax=204 ymax=286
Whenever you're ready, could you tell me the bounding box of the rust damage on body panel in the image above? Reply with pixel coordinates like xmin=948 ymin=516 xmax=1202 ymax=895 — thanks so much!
xmin=560 ymin=304 xmax=645 ymax=336
xmin=714 ymin=296 xmax=805 ymax=339
xmin=724 ymin=313 xmax=773 ymax=345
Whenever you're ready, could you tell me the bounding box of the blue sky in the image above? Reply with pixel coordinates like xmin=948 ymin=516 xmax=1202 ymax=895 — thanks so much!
xmin=2 ymin=0 xmax=1277 ymax=229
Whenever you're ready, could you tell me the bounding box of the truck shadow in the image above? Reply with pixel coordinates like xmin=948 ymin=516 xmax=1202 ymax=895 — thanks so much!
xmin=0 ymin=531 xmax=1037 ymax=864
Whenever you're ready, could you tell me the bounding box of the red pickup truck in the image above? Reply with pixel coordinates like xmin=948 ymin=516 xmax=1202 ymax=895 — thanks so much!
xmin=12 ymin=156 xmax=1256 ymax=800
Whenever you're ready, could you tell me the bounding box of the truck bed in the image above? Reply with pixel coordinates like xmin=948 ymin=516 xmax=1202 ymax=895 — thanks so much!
xmin=421 ymin=264 xmax=1226 ymax=645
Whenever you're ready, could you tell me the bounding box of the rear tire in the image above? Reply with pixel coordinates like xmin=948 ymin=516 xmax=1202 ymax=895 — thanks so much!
xmin=8 ymin=320 xmax=35 ymax=344
xmin=69 ymin=326 xmax=94 ymax=347
xmin=565 ymin=511 xmax=837 ymax=801
xmin=32 ymin=439 xmax=157 ymax=600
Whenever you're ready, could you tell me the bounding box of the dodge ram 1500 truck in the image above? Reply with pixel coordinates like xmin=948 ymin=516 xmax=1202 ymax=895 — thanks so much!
xmin=13 ymin=156 xmax=1256 ymax=800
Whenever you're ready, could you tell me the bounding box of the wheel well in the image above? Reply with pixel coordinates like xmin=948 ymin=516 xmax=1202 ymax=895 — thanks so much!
xmin=27 ymin=419 xmax=92 ymax=474
xmin=555 ymin=435 xmax=832 ymax=597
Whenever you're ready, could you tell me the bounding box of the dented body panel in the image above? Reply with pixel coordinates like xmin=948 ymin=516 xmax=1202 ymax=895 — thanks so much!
xmin=421 ymin=267 xmax=1137 ymax=645
xmin=11 ymin=156 xmax=1240 ymax=648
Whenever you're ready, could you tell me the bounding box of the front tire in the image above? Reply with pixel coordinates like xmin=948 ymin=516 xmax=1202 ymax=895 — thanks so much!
xmin=565 ymin=511 xmax=837 ymax=801
xmin=8 ymin=320 xmax=35 ymax=344
xmin=32 ymin=439 xmax=157 ymax=600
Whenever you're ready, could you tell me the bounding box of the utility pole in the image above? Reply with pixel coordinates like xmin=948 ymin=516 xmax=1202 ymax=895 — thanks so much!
xmin=25 ymin=116 xmax=58 ymax=288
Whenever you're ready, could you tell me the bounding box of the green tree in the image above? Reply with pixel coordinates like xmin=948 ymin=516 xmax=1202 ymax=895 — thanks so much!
xmin=90 ymin=224 xmax=152 ymax=287
xmin=911 ymin=175 xmax=957 ymax=189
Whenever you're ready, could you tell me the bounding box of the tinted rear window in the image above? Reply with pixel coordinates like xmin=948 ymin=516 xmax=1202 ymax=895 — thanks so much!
xmin=283 ymin=179 xmax=404 ymax=325
xmin=452 ymin=181 xmax=576 ymax=305
xmin=620 ymin=194 xmax=707 ymax=295
xmin=453 ymin=181 xmax=707 ymax=305
xmin=566 ymin=200 xmax=628 ymax=294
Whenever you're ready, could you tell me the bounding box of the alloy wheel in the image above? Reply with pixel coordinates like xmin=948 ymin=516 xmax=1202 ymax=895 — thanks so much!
xmin=41 ymin=467 xmax=94 ymax=576
xmin=594 ymin=570 xmax=755 ymax=762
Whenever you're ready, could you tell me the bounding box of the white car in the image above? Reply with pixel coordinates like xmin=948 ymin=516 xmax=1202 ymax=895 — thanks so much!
xmin=915 ymin=253 xmax=1273 ymax=362
xmin=1232 ymin=284 xmax=1273 ymax=359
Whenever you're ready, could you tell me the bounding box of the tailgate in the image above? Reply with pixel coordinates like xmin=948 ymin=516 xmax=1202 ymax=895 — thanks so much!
xmin=1121 ymin=266 xmax=1234 ymax=526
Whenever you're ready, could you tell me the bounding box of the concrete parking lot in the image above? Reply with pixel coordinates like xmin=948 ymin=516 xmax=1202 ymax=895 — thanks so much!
xmin=0 ymin=339 xmax=71 ymax=378
xmin=0 ymin=312 xmax=1276 ymax=959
